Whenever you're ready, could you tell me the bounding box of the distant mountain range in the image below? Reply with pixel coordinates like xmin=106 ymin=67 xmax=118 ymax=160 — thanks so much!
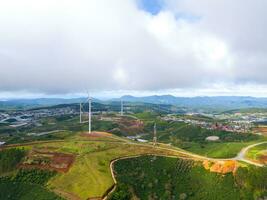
xmin=0 ymin=98 xmax=99 ymax=109
xmin=2 ymin=95 xmax=267 ymax=111
xmin=114 ymin=95 xmax=267 ymax=110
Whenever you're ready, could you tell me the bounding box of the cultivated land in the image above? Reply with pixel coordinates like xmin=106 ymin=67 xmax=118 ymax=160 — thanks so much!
xmin=112 ymin=156 xmax=267 ymax=200
xmin=254 ymin=125 xmax=267 ymax=136
xmin=2 ymin=133 xmax=192 ymax=199
xmin=246 ymin=142 xmax=267 ymax=165
xmin=1 ymin=132 xmax=266 ymax=200
xmin=1 ymin=104 xmax=267 ymax=199
xmin=186 ymin=140 xmax=266 ymax=158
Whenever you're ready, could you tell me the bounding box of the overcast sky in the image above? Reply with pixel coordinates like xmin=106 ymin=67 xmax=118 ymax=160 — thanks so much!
xmin=0 ymin=0 xmax=267 ymax=99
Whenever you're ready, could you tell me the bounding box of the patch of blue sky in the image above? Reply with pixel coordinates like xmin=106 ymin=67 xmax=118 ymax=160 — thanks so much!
xmin=137 ymin=0 xmax=165 ymax=15
xmin=137 ymin=0 xmax=201 ymax=23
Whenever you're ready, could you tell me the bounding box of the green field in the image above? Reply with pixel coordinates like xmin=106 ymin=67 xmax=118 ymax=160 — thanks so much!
xmin=246 ymin=143 xmax=267 ymax=161
xmin=1 ymin=132 xmax=191 ymax=200
xmin=31 ymin=136 xmax=186 ymax=199
xmin=135 ymin=114 xmax=263 ymax=158
xmin=185 ymin=141 xmax=264 ymax=158
xmin=1 ymin=109 xmax=267 ymax=199
xmin=112 ymin=156 xmax=267 ymax=200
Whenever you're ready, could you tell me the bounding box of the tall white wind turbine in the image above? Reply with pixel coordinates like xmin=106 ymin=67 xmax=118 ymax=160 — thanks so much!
xmin=85 ymin=91 xmax=92 ymax=134
xmin=79 ymin=103 xmax=82 ymax=123
xmin=120 ymin=99 xmax=124 ymax=116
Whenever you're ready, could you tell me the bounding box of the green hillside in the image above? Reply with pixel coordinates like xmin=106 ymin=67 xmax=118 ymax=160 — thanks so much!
xmin=112 ymin=156 xmax=267 ymax=200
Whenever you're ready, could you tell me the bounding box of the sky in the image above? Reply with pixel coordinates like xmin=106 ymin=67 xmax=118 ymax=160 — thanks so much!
xmin=0 ymin=0 xmax=267 ymax=99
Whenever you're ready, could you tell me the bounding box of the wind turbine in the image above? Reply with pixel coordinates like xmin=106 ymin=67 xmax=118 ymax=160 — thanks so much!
xmin=88 ymin=96 xmax=92 ymax=134
xmin=120 ymin=99 xmax=124 ymax=116
xmin=153 ymin=122 xmax=157 ymax=146
xmin=85 ymin=91 xmax=92 ymax=134
xmin=79 ymin=103 xmax=82 ymax=123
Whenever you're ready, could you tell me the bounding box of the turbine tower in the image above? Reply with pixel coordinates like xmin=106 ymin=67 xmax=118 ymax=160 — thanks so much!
xmin=79 ymin=103 xmax=82 ymax=123
xmin=120 ymin=99 xmax=124 ymax=116
xmin=88 ymin=97 xmax=92 ymax=134
xmin=153 ymin=122 xmax=157 ymax=146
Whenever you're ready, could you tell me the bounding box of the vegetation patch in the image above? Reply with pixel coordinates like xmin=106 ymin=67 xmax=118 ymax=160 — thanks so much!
xmin=0 ymin=178 xmax=63 ymax=200
xmin=0 ymin=148 xmax=26 ymax=174
xmin=246 ymin=143 xmax=267 ymax=165
xmin=112 ymin=156 xmax=267 ymax=200
xmin=46 ymin=139 xmax=188 ymax=199
xmin=13 ymin=168 xmax=57 ymax=185
xmin=0 ymin=167 xmax=61 ymax=200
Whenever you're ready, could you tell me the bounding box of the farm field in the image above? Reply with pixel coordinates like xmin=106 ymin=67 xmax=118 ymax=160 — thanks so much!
xmin=47 ymin=139 xmax=189 ymax=199
xmin=112 ymin=156 xmax=267 ymax=200
xmin=254 ymin=125 xmax=267 ymax=136
xmin=135 ymin=114 xmax=265 ymax=159
xmin=1 ymin=109 xmax=267 ymax=199
xmin=185 ymin=140 xmax=266 ymax=158
xmin=246 ymin=143 xmax=267 ymax=165
xmin=1 ymin=133 xmax=189 ymax=199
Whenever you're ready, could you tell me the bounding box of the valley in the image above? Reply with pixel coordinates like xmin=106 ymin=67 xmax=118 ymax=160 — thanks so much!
xmin=0 ymin=101 xmax=267 ymax=200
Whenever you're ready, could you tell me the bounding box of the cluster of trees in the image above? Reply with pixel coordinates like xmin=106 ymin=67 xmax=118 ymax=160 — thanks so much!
xmin=0 ymin=148 xmax=26 ymax=174
xmin=0 ymin=167 xmax=61 ymax=199
xmin=236 ymin=166 xmax=267 ymax=199
xmin=108 ymin=184 xmax=131 ymax=200
xmin=0 ymin=178 xmax=62 ymax=200
xmin=163 ymin=122 xmax=258 ymax=143
xmin=113 ymin=156 xmax=267 ymax=200
xmin=13 ymin=169 xmax=56 ymax=185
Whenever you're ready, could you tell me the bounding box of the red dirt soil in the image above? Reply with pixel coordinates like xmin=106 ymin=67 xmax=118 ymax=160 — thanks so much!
xmin=254 ymin=126 xmax=267 ymax=136
xmin=20 ymin=150 xmax=75 ymax=173
xmin=203 ymin=160 xmax=239 ymax=174
xmin=259 ymin=155 xmax=267 ymax=164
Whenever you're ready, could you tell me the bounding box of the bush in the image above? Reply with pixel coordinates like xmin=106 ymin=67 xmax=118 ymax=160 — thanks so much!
xmin=0 ymin=148 xmax=26 ymax=174
xmin=13 ymin=169 xmax=56 ymax=185
xmin=108 ymin=184 xmax=132 ymax=200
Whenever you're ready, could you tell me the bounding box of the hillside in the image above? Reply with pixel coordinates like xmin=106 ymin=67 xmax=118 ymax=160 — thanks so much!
xmin=112 ymin=156 xmax=267 ymax=200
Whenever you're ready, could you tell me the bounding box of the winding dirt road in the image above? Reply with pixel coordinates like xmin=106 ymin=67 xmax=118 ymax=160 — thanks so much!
xmin=235 ymin=141 xmax=267 ymax=167
xmin=2 ymin=135 xmax=266 ymax=200
xmin=103 ymin=140 xmax=267 ymax=199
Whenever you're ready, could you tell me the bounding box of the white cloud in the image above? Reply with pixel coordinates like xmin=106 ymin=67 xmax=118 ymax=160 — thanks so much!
xmin=0 ymin=0 xmax=266 ymax=96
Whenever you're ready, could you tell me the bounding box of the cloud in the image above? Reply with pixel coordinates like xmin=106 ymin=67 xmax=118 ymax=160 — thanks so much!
xmin=0 ymin=0 xmax=266 ymax=95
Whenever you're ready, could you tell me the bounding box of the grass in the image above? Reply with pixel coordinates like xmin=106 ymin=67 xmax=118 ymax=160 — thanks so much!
xmin=27 ymin=136 xmax=186 ymax=199
xmin=246 ymin=143 xmax=267 ymax=160
xmin=184 ymin=141 xmax=261 ymax=158
xmin=134 ymin=114 xmax=263 ymax=158
xmin=1 ymin=134 xmax=265 ymax=199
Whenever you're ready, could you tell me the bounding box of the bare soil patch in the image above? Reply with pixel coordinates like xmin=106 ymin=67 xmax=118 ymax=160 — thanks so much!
xmin=20 ymin=148 xmax=75 ymax=173
xmin=203 ymin=160 xmax=238 ymax=174
xmin=254 ymin=126 xmax=267 ymax=136
xmin=259 ymin=155 xmax=267 ymax=164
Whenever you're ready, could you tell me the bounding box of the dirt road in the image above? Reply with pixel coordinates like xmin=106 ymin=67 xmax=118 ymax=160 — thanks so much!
xmin=235 ymin=141 xmax=267 ymax=167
